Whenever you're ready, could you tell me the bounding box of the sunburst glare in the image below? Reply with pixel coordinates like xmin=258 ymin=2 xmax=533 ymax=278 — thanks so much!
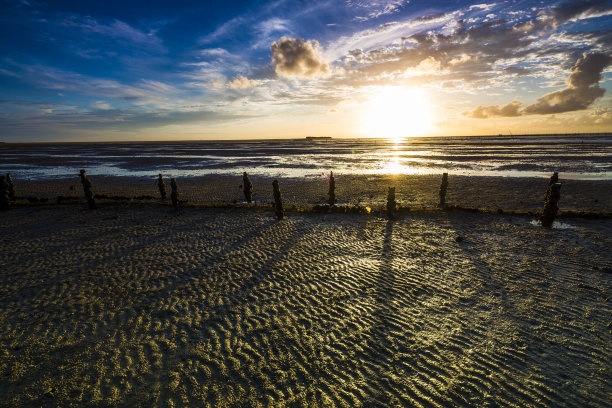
xmin=362 ymin=86 xmax=432 ymax=141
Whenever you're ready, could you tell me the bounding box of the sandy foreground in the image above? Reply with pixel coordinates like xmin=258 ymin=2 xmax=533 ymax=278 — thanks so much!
xmin=1 ymin=176 xmax=611 ymax=407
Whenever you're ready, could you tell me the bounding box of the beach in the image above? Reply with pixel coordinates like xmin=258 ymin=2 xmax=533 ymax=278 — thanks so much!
xmin=1 ymin=176 xmax=611 ymax=407
xmin=10 ymin=173 xmax=612 ymax=214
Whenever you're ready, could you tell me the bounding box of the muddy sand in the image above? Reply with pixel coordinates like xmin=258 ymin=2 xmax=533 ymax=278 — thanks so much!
xmin=1 ymin=176 xmax=611 ymax=407
xmin=11 ymin=173 xmax=612 ymax=214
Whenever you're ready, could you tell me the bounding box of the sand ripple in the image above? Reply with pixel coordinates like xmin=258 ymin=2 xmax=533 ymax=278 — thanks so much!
xmin=1 ymin=206 xmax=610 ymax=407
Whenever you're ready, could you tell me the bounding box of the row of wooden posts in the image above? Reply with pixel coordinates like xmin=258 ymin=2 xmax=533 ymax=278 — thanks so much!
xmin=0 ymin=170 xmax=563 ymax=227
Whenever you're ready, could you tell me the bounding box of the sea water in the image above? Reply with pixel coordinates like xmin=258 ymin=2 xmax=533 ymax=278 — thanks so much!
xmin=1 ymin=134 xmax=611 ymax=180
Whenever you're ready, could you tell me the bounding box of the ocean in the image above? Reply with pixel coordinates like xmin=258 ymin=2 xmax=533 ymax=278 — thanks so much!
xmin=2 ymin=134 xmax=611 ymax=180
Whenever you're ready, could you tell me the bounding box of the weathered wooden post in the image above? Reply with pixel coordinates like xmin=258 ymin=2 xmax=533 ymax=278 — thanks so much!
xmin=170 ymin=178 xmax=179 ymax=210
xmin=438 ymin=172 xmax=448 ymax=207
xmin=386 ymin=187 xmax=396 ymax=218
xmin=541 ymin=182 xmax=561 ymax=228
xmin=272 ymin=179 xmax=284 ymax=220
xmin=328 ymin=171 xmax=336 ymax=206
xmin=6 ymin=173 xmax=15 ymax=201
xmin=0 ymin=175 xmax=9 ymax=210
xmin=79 ymin=169 xmax=97 ymax=209
xmin=157 ymin=174 xmax=167 ymax=200
xmin=243 ymin=172 xmax=253 ymax=203
xmin=544 ymin=172 xmax=559 ymax=202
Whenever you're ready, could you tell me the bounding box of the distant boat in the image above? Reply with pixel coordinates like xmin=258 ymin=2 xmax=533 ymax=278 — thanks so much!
xmin=305 ymin=136 xmax=332 ymax=140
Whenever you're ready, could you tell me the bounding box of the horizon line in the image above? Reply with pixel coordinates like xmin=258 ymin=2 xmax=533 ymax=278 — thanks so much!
xmin=2 ymin=132 xmax=612 ymax=145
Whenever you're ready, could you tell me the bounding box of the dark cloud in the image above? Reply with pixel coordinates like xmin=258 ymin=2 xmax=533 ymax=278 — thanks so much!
xmin=466 ymin=52 xmax=611 ymax=118
xmin=524 ymin=52 xmax=611 ymax=114
xmin=547 ymin=0 xmax=612 ymax=26
xmin=465 ymin=101 xmax=523 ymax=119
xmin=503 ymin=67 xmax=530 ymax=76
xmin=271 ymin=37 xmax=329 ymax=78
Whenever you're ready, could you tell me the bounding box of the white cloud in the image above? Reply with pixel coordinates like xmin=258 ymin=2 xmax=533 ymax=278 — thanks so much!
xmin=347 ymin=0 xmax=410 ymax=22
xmin=469 ymin=4 xmax=496 ymax=11
xmin=228 ymin=75 xmax=258 ymax=89
xmin=323 ymin=10 xmax=461 ymax=62
xmin=91 ymin=101 xmax=111 ymax=110
xmin=63 ymin=17 xmax=165 ymax=51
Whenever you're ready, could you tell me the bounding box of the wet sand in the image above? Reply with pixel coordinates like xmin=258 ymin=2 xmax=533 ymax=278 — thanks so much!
xmin=1 ymin=176 xmax=611 ymax=407
xmin=10 ymin=173 xmax=612 ymax=213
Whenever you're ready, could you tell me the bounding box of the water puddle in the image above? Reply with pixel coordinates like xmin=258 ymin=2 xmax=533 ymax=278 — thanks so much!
xmin=529 ymin=219 xmax=574 ymax=229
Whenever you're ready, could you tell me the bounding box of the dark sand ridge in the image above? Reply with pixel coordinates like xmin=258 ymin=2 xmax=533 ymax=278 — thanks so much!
xmin=10 ymin=174 xmax=612 ymax=214
xmin=0 ymin=205 xmax=610 ymax=407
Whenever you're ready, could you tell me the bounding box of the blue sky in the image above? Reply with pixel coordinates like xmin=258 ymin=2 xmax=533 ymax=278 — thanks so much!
xmin=0 ymin=0 xmax=611 ymax=141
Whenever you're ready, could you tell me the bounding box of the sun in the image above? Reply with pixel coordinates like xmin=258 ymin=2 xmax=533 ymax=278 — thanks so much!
xmin=362 ymin=86 xmax=432 ymax=140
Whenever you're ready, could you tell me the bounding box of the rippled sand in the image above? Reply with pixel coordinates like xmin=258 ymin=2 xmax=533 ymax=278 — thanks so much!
xmin=1 ymin=204 xmax=610 ymax=407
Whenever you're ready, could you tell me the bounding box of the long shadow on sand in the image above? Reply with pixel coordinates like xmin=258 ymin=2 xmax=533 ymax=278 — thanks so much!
xmin=120 ymin=215 xmax=315 ymax=407
xmin=439 ymin=211 xmax=610 ymax=406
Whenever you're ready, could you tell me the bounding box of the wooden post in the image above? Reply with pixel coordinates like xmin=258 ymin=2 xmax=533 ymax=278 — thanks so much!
xmin=541 ymin=182 xmax=561 ymax=228
xmin=438 ymin=172 xmax=448 ymax=208
xmin=170 ymin=178 xmax=179 ymax=210
xmin=272 ymin=180 xmax=284 ymax=220
xmin=243 ymin=172 xmax=253 ymax=203
xmin=0 ymin=175 xmax=9 ymax=211
xmin=328 ymin=171 xmax=336 ymax=206
xmin=6 ymin=173 xmax=15 ymax=201
xmin=79 ymin=169 xmax=97 ymax=209
xmin=386 ymin=187 xmax=396 ymax=218
xmin=544 ymin=172 xmax=559 ymax=202
xmin=157 ymin=174 xmax=167 ymax=200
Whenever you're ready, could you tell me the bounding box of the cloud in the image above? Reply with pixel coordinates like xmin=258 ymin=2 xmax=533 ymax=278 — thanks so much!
xmin=466 ymin=52 xmax=611 ymax=118
xmin=91 ymin=101 xmax=111 ymax=110
xmin=63 ymin=17 xmax=165 ymax=51
xmin=271 ymin=37 xmax=330 ymax=78
xmin=546 ymin=0 xmax=612 ymax=26
xmin=228 ymin=75 xmax=258 ymax=89
xmin=347 ymin=0 xmax=410 ymax=22
xmin=465 ymin=100 xmax=523 ymax=118
xmin=325 ymin=11 xmax=459 ymax=62
xmin=524 ymin=52 xmax=611 ymax=114
xmin=183 ymin=48 xmax=250 ymax=89
xmin=3 ymin=61 xmax=181 ymax=106
xmin=469 ymin=4 xmax=496 ymax=12
xmin=198 ymin=16 xmax=246 ymax=45
xmin=328 ymin=0 xmax=612 ymax=94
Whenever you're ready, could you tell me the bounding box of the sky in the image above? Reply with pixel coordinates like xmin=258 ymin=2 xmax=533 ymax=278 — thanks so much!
xmin=0 ymin=0 xmax=611 ymax=142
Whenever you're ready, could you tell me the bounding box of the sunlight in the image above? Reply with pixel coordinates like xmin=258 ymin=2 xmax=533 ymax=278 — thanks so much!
xmin=362 ymin=86 xmax=432 ymax=141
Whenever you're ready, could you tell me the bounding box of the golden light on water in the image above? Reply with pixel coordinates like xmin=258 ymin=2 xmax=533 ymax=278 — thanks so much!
xmin=362 ymin=86 xmax=432 ymax=141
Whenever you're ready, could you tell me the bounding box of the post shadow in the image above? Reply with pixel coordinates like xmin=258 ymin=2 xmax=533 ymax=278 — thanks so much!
xmin=6 ymin=173 xmax=16 ymax=201
xmin=79 ymin=169 xmax=97 ymax=210
xmin=439 ymin=173 xmax=449 ymax=208
xmin=273 ymin=180 xmax=284 ymax=220
xmin=170 ymin=178 xmax=179 ymax=210
xmin=0 ymin=175 xmax=9 ymax=210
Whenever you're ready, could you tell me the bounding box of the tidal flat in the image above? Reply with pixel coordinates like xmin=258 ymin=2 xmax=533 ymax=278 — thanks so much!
xmin=1 ymin=197 xmax=610 ymax=407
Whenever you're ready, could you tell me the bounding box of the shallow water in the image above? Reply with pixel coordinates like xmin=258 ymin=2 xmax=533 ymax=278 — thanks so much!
xmin=529 ymin=219 xmax=574 ymax=229
xmin=2 ymin=134 xmax=611 ymax=180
